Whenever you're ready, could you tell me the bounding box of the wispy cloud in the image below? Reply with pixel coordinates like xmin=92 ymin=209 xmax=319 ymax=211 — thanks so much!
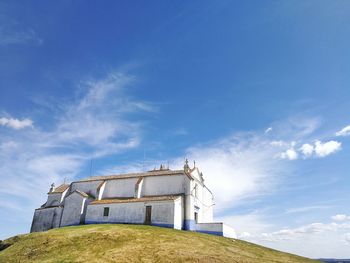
xmin=0 ymin=27 xmax=42 ymax=46
xmin=184 ymin=133 xmax=285 ymax=210
xmin=0 ymin=117 xmax=33 ymax=130
xmin=238 ymin=215 xmax=350 ymax=258
xmin=285 ymin=205 xmax=331 ymax=214
xmin=0 ymin=13 xmax=43 ymax=46
xmin=345 ymin=233 xmax=350 ymax=244
xmin=265 ymin=127 xmax=273 ymax=134
xmin=0 ymin=14 xmax=43 ymax=46
xmin=217 ymin=212 xmax=272 ymax=235
xmin=181 ymin=117 xmax=345 ymax=210
xmin=336 ymin=125 xmax=350 ymax=137
xmin=0 ymin=71 xmax=152 ymax=238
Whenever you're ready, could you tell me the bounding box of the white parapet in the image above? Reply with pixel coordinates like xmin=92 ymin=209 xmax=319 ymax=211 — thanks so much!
xmin=196 ymin=222 xmax=237 ymax=238
xmin=222 ymin=223 xmax=237 ymax=238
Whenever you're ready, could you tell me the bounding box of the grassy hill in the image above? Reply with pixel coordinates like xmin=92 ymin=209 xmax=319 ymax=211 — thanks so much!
xmin=0 ymin=224 xmax=319 ymax=263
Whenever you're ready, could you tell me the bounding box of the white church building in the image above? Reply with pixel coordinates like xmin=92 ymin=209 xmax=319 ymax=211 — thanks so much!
xmin=31 ymin=160 xmax=236 ymax=238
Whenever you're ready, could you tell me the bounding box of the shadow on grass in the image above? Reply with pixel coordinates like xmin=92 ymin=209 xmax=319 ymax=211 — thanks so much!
xmin=0 ymin=241 xmax=12 ymax=252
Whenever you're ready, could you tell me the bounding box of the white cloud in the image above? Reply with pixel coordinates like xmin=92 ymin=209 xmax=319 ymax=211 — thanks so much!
xmin=314 ymin=140 xmax=341 ymax=157
xmin=336 ymin=125 xmax=350 ymax=137
xmin=285 ymin=205 xmax=330 ymax=214
xmin=270 ymin=140 xmax=286 ymax=147
xmin=218 ymin=213 xmax=271 ymax=236
xmin=0 ymin=28 xmax=43 ymax=46
xmin=276 ymin=140 xmax=341 ymax=160
xmin=52 ymin=72 xmax=154 ymax=156
xmin=265 ymin=127 xmax=273 ymax=134
xmin=0 ymin=71 xmax=151 ymax=239
xmin=0 ymin=117 xmax=33 ymax=130
xmin=331 ymin=214 xmax=350 ymax=222
xmin=345 ymin=233 xmax=350 ymax=244
xmin=0 ymin=15 xmax=42 ymax=46
xmin=299 ymin=143 xmax=314 ymax=158
xmin=240 ymin=219 xmax=350 ymax=258
xmin=269 ymin=116 xmax=321 ymax=139
xmin=280 ymin=148 xmax=298 ymax=160
xmin=183 ymin=134 xmax=285 ymax=210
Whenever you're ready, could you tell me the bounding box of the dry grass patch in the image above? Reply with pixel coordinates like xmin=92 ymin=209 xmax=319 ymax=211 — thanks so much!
xmin=0 ymin=224 xmax=320 ymax=263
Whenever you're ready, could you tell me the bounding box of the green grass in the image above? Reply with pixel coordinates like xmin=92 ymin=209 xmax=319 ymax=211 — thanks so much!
xmin=0 ymin=224 xmax=319 ymax=263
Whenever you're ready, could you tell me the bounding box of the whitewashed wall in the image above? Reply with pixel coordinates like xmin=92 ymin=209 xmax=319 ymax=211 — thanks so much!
xmin=30 ymin=206 xmax=63 ymax=232
xmin=195 ymin=223 xmax=236 ymax=238
xmin=141 ymin=175 xmax=188 ymax=196
xmin=200 ymin=186 xmax=214 ymax=223
xmin=70 ymin=181 xmax=103 ymax=198
xmin=222 ymin=224 xmax=237 ymax=238
xmin=149 ymin=201 xmax=174 ymax=226
xmin=86 ymin=202 xmax=145 ymax=224
xmin=46 ymin=193 xmax=62 ymax=207
xmin=60 ymin=192 xmax=88 ymax=226
xmin=102 ymin=178 xmax=137 ymax=199
xmin=173 ymin=197 xmax=184 ymax=229
xmin=86 ymin=199 xmax=182 ymax=228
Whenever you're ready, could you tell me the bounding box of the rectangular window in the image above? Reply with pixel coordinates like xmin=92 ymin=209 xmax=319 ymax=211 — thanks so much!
xmin=103 ymin=207 xmax=109 ymax=217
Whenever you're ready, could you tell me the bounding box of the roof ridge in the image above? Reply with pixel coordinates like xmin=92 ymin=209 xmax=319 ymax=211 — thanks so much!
xmin=74 ymin=189 xmax=89 ymax=197
xmin=74 ymin=169 xmax=187 ymax=183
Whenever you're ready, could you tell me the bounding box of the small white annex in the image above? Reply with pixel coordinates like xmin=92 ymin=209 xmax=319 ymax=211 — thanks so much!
xmin=31 ymin=160 xmax=236 ymax=238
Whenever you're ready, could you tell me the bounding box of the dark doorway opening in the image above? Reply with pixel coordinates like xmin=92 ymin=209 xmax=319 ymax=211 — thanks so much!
xmin=103 ymin=207 xmax=109 ymax=217
xmin=145 ymin=206 xmax=152 ymax=225
xmin=194 ymin=212 xmax=198 ymax=224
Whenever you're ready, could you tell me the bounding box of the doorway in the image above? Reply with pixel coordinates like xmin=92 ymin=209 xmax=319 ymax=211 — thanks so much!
xmin=145 ymin=206 xmax=152 ymax=225
xmin=194 ymin=212 xmax=198 ymax=224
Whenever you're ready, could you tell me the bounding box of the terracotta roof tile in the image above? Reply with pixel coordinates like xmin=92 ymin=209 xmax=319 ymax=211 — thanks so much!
xmin=74 ymin=189 xmax=89 ymax=197
xmin=90 ymin=194 xmax=183 ymax=205
xmin=48 ymin=184 xmax=69 ymax=194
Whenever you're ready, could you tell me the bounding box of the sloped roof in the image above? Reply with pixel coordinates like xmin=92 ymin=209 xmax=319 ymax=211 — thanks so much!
xmin=90 ymin=194 xmax=183 ymax=205
xmin=48 ymin=184 xmax=69 ymax=194
xmin=65 ymin=189 xmax=90 ymax=198
xmin=75 ymin=189 xmax=89 ymax=197
xmin=75 ymin=169 xmax=192 ymax=183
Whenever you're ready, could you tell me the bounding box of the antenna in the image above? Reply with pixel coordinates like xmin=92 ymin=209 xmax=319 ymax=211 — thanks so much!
xmin=142 ymin=149 xmax=146 ymax=172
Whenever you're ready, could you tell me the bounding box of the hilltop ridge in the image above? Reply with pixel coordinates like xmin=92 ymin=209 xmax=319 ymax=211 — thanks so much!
xmin=0 ymin=224 xmax=319 ymax=263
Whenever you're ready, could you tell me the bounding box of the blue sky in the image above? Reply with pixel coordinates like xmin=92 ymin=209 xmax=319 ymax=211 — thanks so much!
xmin=1 ymin=0 xmax=350 ymax=258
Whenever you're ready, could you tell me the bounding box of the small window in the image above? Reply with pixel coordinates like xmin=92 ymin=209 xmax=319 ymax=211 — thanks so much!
xmin=103 ymin=207 xmax=109 ymax=217
xmin=194 ymin=184 xmax=198 ymax=198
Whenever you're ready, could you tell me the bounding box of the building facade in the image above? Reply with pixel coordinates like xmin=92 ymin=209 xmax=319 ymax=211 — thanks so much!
xmin=30 ymin=160 xmax=236 ymax=238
